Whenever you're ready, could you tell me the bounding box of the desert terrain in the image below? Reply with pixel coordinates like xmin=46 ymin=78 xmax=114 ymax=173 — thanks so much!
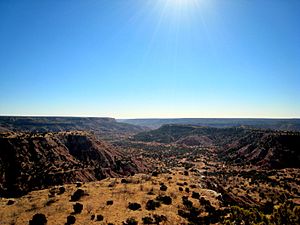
xmin=0 ymin=117 xmax=299 ymax=225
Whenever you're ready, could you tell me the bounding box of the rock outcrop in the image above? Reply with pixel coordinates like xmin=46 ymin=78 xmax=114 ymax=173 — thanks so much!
xmin=0 ymin=131 xmax=146 ymax=197
xmin=219 ymin=132 xmax=300 ymax=169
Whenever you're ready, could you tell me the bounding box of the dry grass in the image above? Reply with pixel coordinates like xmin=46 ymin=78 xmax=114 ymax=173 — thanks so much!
xmin=0 ymin=168 xmax=220 ymax=225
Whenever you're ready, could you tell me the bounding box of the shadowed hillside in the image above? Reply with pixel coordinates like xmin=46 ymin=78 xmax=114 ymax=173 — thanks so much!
xmin=133 ymin=124 xmax=300 ymax=169
xmin=220 ymin=132 xmax=300 ymax=168
xmin=0 ymin=131 xmax=148 ymax=197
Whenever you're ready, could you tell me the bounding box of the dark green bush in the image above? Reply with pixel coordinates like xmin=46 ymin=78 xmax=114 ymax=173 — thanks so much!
xmin=66 ymin=215 xmax=76 ymax=225
xmin=29 ymin=213 xmax=47 ymax=225
xmin=146 ymin=199 xmax=161 ymax=210
xmin=128 ymin=202 xmax=141 ymax=211
xmin=156 ymin=195 xmax=172 ymax=205
xmin=73 ymin=202 xmax=83 ymax=214
xmin=123 ymin=217 xmax=138 ymax=225
xmin=70 ymin=189 xmax=84 ymax=201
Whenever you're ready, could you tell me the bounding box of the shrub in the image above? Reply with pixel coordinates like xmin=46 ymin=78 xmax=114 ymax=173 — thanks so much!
xmin=182 ymin=196 xmax=188 ymax=201
xmin=152 ymin=171 xmax=159 ymax=177
xmin=128 ymin=202 xmax=141 ymax=211
xmin=223 ymin=206 xmax=267 ymax=225
xmin=108 ymin=181 xmax=117 ymax=187
xmin=199 ymin=197 xmax=209 ymax=205
xmin=146 ymin=200 xmax=161 ymax=210
xmin=73 ymin=202 xmax=83 ymax=214
xmin=153 ymin=214 xmax=167 ymax=223
xmin=178 ymin=207 xmax=201 ymax=223
xmin=271 ymin=200 xmax=299 ymax=224
xmin=205 ymin=203 xmax=216 ymax=214
xmin=191 ymin=191 xmax=200 ymax=199
xmin=96 ymin=214 xmax=104 ymax=221
xmin=179 ymin=187 xmax=183 ymax=192
xmin=59 ymin=186 xmax=66 ymax=194
xmin=160 ymin=184 xmax=168 ymax=191
xmin=70 ymin=189 xmax=85 ymax=201
xmin=121 ymin=179 xmax=129 ymax=184
xmin=91 ymin=215 xmax=95 ymax=220
xmin=107 ymin=200 xmax=114 ymax=205
xmin=185 ymin=187 xmax=190 ymax=193
xmin=29 ymin=213 xmax=47 ymax=225
xmin=66 ymin=215 xmax=76 ymax=224
xmin=142 ymin=216 xmax=154 ymax=224
xmin=178 ymin=209 xmax=189 ymax=218
xmin=182 ymin=196 xmax=193 ymax=208
xmin=156 ymin=195 xmax=172 ymax=205
xmin=189 ymin=206 xmax=201 ymax=218
xmin=7 ymin=200 xmax=15 ymax=205
xmin=190 ymin=184 xmax=197 ymax=189
xmin=123 ymin=217 xmax=138 ymax=225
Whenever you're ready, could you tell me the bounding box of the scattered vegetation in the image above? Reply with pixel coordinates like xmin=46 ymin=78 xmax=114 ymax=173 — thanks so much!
xmin=123 ymin=217 xmax=138 ymax=225
xmin=96 ymin=214 xmax=104 ymax=221
xmin=128 ymin=202 xmax=141 ymax=211
xmin=7 ymin=200 xmax=15 ymax=205
xmin=106 ymin=200 xmax=114 ymax=205
xmin=156 ymin=195 xmax=172 ymax=205
xmin=66 ymin=215 xmax=76 ymax=225
xmin=146 ymin=200 xmax=161 ymax=210
xmin=159 ymin=184 xmax=168 ymax=191
xmin=191 ymin=191 xmax=200 ymax=199
xmin=73 ymin=202 xmax=83 ymax=214
xmin=29 ymin=214 xmax=47 ymax=225
xmin=1 ymin=125 xmax=300 ymax=224
xmin=70 ymin=189 xmax=85 ymax=201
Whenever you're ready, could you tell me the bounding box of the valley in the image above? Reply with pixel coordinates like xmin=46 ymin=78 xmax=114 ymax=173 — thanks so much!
xmin=0 ymin=117 xmax=299 ymax=224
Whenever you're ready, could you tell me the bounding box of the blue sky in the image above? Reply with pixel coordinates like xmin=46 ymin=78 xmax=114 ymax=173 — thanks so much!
xmin=0 ymin=0 xmax=299 ymax=118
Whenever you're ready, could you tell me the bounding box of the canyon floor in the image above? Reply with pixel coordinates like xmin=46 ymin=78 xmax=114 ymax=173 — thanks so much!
xmin=1 ymin=152 xmax=299 ymax=225
xmin=0 ymin=120 xmax=300 ymax=225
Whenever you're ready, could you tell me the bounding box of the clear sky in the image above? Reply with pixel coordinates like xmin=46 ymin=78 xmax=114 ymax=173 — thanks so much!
xmin=0 ymin=0 xmax=299 ymax=118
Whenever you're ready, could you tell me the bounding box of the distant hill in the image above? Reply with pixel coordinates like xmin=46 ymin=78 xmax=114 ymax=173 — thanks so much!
xmin=0 ymin=116 xmax=147 ymax=140
xmin=133 ymin=124 xmax=252 ymax=144
xmin=0 ymin=131 xmax=147 ymax=197
xmin=133 ymin=124 xmax=300 ymax=169
xmin=219 ymin=131 xmax=300 ymax=169
xmin=119 ymin=118 xmax=300 ymax=131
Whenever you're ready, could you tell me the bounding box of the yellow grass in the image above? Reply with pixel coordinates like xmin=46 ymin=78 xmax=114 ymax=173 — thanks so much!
xmin=0 ymin=168 xmax=220 ymax=225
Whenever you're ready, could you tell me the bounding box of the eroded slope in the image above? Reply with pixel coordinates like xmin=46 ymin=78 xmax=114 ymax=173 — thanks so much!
xmin=0 ymin=131 xmax=147 ymax=197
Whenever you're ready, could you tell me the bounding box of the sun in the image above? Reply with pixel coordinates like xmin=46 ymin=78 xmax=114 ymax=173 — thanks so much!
xmin=168 ymin=0 xmax=200 ymax=8
xmin=172 ymin=0 xmax=194 ymax=5
xmin=162 ymin=0 xmax=203 ymax=16
xmin=158 ymin=0 xmax=203 ymax=23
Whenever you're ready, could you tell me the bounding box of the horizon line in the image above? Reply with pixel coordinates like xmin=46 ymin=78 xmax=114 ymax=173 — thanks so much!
xmin=0 ymin=114 xmax=299 ymax=120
